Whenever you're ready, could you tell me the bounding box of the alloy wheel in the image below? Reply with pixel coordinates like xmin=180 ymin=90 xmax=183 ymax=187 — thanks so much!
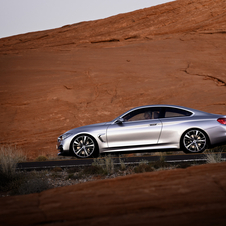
xmin=183 ymin=129 xmax=207 ymax=153
xmin=72 ymin=135 xmax=95 ymax=158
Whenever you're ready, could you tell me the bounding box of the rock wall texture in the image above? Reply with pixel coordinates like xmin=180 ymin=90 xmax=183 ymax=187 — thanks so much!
xmin=0 ymin=0 xmax=225 ymax=158
xmin=0 ymin=1 xmax=226 ymax=225
xmin=0 ymin=162 xmax=226 ymax=226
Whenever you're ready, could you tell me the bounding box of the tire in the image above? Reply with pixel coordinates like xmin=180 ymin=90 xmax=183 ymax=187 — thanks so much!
xmin=181 ymin=129 xmax=208 ymax=154
xmin=70 ymin=134 xmax=99 ymax=158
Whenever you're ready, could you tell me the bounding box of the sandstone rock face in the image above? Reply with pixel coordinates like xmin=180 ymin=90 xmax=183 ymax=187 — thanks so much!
xmin=0 ymin=0 xmax=226 ymax=158
xmin=0 ymin=162 xmax=226 ymax=226
xmin=0 ymin=1 xmax=226 ymax=225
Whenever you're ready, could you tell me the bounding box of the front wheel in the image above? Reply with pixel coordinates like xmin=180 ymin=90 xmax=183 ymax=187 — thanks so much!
xmin=181 ymin=129 xmax=208 ymax=154
xmin=71 ymin=134 xmax=99 ymax=158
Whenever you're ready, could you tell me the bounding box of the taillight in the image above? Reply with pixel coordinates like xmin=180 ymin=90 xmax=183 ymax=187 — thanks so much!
xmin=217 ymin=118 xmax=226 ymax=125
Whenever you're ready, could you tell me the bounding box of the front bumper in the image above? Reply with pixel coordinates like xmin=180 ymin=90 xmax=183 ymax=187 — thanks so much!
xmin=56 ymin=144 xmax=63 ymax=152
xmin=56 ymin=135 xmax=73 ymax=153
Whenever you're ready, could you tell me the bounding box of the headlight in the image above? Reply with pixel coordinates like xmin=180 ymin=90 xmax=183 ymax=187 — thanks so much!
xmin=58 ymin=133 xmax=72 ymax=141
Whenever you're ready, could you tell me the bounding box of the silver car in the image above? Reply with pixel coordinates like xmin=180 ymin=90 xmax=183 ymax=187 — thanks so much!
xmin=57 ymin=105 xmax=226 ymax=158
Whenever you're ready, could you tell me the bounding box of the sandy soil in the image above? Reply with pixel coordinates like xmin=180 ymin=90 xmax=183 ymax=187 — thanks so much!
xmin=0 ymin=0 xmax=226 ymax=225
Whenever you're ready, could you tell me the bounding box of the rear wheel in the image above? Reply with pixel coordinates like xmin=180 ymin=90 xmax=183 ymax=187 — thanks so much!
xmin=71 ymin=134 xmax=98 ymax=158
xmin=181 ymin=129 xmax=208 ymax=154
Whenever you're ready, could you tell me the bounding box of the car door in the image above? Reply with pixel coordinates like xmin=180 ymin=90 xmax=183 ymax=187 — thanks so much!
xmin=106 ymin=107 xmax=162 ymax=148
xmin=157 ymin=107 xmax=193 ymax=144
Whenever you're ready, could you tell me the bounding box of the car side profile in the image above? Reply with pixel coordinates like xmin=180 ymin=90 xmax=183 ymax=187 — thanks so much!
xmin=57 ymin=105 xmax=226 ymax=158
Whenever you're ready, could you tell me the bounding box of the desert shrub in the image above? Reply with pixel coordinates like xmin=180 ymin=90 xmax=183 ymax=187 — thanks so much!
xmin=138 ymin=159 xmax=149 ymax=165
xmin=209 ymin=145 xmax=226 ymax=153
xmin=66 ymin=165 xmax=107 ymax=180
xmin=134 ymin=160 xmax=154 ymax=173
xmin=82 ymin=165 xmax=106 ymax=175
xmin=0 ymin=146 xmax=26 ymax=191
xmin=51 ymin=167 xmax=63 ymax=172
xmin=66 ymin=158 xmax=114 ymax=179
xmin=205 ymin=151 xmax=222 ymax=164
xmin=11 ymin=171 xmax=51 ymax=195
xmin=67 ymin=173 xmax=79 ymax=180
xmin=134 ymin=155 xmax=172 ymax=173
xmin=152 ymin=153 xmax=170 ymax=169
xmin=50 ymin=172 xmax=64 ymax=179
xmin=205 ymin=145 xmax=226 ymax=164
xmin=66 ymin=167 xmax=81 ymax=174
xmin=36 ymin=155 xmax=48 ymax=162
xmin=0 ymin=170 xmax=24 ymax=192
xmin=175 ymin=162 xmax=194 ymax=169
xmin=0 ymin=146 xmax=51 ymax=195
xmin=119 ymin=156 xmax=126 ymax=171
xmin=152 ymin=160 xmax=169 ymax=169
xmin=92 ymin=155 xmax=115 ymax=175
xmin=13 ymin=177 xmax=50 ymax=195
xmin=0 ymin=145 xmax=26 ymax=177
xmin=1 ymin=170 xmax=51 ymax=195
xmin=134 ymin=163 xmax=154 ymax=173
xmin=105 ymin=155 xmax=114 ymax=174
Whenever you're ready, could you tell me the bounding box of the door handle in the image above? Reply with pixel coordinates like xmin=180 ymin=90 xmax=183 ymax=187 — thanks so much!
xmin=149 ymin=123 xmax=157 ymax=126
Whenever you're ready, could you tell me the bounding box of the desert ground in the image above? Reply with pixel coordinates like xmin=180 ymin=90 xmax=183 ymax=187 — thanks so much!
xmin=0 ymin=0 xmax=226 ymax=225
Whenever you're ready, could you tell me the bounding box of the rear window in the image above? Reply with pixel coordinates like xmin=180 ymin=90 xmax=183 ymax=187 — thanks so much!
xmin=163 ymin=107 xmax=192 ymax=118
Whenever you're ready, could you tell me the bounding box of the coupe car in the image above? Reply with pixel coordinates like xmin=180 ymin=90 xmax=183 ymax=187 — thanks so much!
xmin=57 ymin=105 xmax=226 ymax=158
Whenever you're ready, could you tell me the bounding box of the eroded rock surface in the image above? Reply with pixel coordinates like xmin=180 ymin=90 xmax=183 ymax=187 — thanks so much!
xmin=0 ymin=0 xmax=225 ymax=158
xmin=0 ymin=162 xmax=226 ymax=226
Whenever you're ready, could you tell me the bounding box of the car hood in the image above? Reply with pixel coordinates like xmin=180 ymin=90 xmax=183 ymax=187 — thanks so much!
xmin=65 ymin=122 xmax=109 ymax=134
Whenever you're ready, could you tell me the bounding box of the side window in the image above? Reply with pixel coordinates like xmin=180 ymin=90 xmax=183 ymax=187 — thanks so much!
xmin=123 ymin=109 xmax=147 ymax=122
xmin=163 ymin=107 xmax=192 ymax=118
xmin=123 ymin=108 xmax=161 ymax=122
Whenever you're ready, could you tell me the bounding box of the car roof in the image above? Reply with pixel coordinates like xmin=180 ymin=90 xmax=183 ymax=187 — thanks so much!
xmin=115 ymin=104 xmax=212 ymax=120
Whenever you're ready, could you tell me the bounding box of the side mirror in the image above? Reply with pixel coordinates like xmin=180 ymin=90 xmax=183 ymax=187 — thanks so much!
xmin=115 ymin=118 xmax=124 ymax=124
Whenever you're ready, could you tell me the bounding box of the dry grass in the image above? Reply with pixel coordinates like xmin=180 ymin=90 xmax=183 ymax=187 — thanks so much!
xmin=0 ymin=146 xmax=51 ymax=195
xmin=205 ymin=151 xmax=222 ymax=164
xmin=12 ymin=171 xmax=50 ymax=195
xmin=134 ymin=160 xmax=153 ymax=173
xmin=134 ymin=155 xmax=173 ymax=173
xmin=2 ymin=148 xmax=225 ymax=196
xmin=35 ymin=155 xmax=48 ymax=162
xmin=92 ymin=155 xmax=115 ymax=175
xmin=119 ymin=156 xmax=126 ymax=170
xmin=0 ymin=146 xmax=26 ymax=177
xmin=205 ymin=145 xmax=226 ymax=164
